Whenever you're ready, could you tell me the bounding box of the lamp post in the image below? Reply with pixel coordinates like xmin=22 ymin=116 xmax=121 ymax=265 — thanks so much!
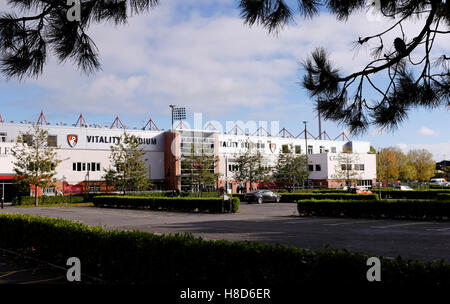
xmin=378 ymin=148 xmax=382 ymax=200
xmin=303 ymin=121 xmax=309 ymax=189
xmin=169 ymin=105 xmax=175 ymax=192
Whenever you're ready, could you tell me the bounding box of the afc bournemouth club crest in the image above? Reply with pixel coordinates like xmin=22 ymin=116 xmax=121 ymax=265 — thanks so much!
xmin=269 ymin=143 xmax=276 ymax=153
xmin=67 ymin=134 xmax=78 ymax=148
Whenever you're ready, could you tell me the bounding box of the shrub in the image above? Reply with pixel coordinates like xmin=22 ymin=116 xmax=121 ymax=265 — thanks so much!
xmin=92 ymin=196 xmax=238 ymax=213
xmin=297 ymin=199 xmax=450 ymax=220
xmin=13 ymin=195 xmax=86 ymax=205
xmin=0 ymin=213 xmax=448 ymax=286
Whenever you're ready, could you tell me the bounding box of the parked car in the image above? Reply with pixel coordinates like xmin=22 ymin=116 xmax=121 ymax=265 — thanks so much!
xmin=244 ymin=190 xmax=281 ymax=204
xmin=349 ymin=187 xmax=373 ymax=194
xmin=394 ymin=185 xmax=414 ymax=191
xmin=429 ymin=178 xmax=446 ymax=186
xmin=336 ymin=185 xmax=348 ymax=191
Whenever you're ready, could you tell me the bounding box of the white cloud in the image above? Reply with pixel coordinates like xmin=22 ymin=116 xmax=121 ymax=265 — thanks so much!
xmin=418 ymin=126 xmax=438 ymax=136
xmin=2 ymin=0 xmax=449 ymax=123
xmin=396 ymin=142 xmax=450 ymax=161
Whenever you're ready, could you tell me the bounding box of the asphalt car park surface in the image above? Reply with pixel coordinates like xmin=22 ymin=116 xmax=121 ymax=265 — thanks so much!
xmin=2 ymin=203 xmax=450 ymax=262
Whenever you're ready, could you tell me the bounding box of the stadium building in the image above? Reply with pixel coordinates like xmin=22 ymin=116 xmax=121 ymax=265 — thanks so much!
xmin=0 ymin=112 xmax=376 ymax=202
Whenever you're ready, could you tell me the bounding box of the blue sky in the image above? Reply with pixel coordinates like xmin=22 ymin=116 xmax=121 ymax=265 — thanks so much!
xmin=0 ymin=0 xmax=449 ymax=161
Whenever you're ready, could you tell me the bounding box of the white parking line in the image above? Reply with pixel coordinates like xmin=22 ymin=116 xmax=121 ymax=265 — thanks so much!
xmin=324 ymin=220 xmax=385 ymax=226
xmin=371 ymin=222 xmax=433 ymax=229
xmin=284 ymin=218 xmax=342 ymax=224
xmin=426 ymin=227 xmax=450 ymax=232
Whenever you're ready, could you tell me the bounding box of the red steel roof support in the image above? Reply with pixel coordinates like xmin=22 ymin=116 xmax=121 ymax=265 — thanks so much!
xmin=143 ymin=117 xmax=160 ymax=131
xmin=75 ymin=113 xmax=87 ymax=127
xmin=37 ymin=110 xmax=48 ymax=125
xmin=110 ymin=115 xmax=125 ymax=129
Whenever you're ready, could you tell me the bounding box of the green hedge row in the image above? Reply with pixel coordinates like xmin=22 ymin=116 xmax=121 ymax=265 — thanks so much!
xmin=378 ymin=190 xmax=450 ymax=199
xmin=234 ymin=193 xmax=378 ymax=202
xmin=297 ymin=199 xmax=450 ymax=220
xmin=93 ymin=196 xmax=240 ymax=213
xmin=124 ymin=191 xmax=220 ymax=198
xmin=0 ymin=213 xmax=449 ymax=285
xmin=13 ymin=195 xmax=86 ymax=205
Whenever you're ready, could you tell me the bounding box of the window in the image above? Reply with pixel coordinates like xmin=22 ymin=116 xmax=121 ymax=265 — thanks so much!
xmin=47 ymin=135 xmax=57 ymax=147
xmin=0 ymin=132 xmax=6 ymax=142
xmin=295 ymin=145 xmax=301 ymax=154
xmin=341 ymin=164 xmax=352 ymax=171
xmin=308 ymin=165 xmax=314 ymax=171
xmin=22 ymin=134 xmax=33 ymax=146
xmin=89 ymin=185 xmax=101 ymax=193
xmin=315 ymin=164 xmax=321 ymax=171
xmin=82 ymin=163 xmax=86 ymax=171
xmin=97 ymin=163 xmax=100 ymax=171
xmin=87 ymin=163 xmax=91 ymax=171
xmin=77 ymin=162 xmax=81 ymax=171
xmin=228 ymin=164 xmax=239 ymax=172
xmin=307 ymin=145 xmax=313 ymax=154
xmin=73 ymin=163 xmax=76 ymax=171
xmin=331 ymin=147 xmax=336 ymax=153
xmin=319 ymin=146 xmax=325 ymax=153
xmin=282 ymin=144 xmax=290 ymax=154
xmin=355 ymin=164 xmax=365 ymax=171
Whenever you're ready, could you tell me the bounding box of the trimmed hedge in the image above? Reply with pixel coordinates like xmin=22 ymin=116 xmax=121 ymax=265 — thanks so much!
xmin=378 ymin=189 xmax=450 ymax=200
xmin=235 ymin=193 xmax=378 ymax=202
xmin=93 ymin=196 xmax=239 ymax=213
xmin=0 ymin=214 xmax=449 ymax=286
xmin=297 ymin=199 xmax=450 ymax=220
xmin=13 ymin=195 xmax=86 ymax=205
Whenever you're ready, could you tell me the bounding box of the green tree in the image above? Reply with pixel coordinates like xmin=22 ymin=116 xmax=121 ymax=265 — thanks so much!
xmin=233 ymin=140 xmax=270 ymax=191
xmin=103 ymin=132 xmax=152 ymax=194
xmin=181 ymin=144 xmax=219 ymax=197
xmin=239 ymin=0 xmax=449 ymax=133
xmin=272 ymin=145 xmax=308 ymax=190
xmin=377 ymin=147 xmax=402 ymax=183
xmin=408 ymin=149 xmax=435 ymax=182
xmin=398 ymin=153 xmax=417 ymax=181
xmin=332 ymin=152 xmax=362 ymax=187
xmin=12 ymin=124 xmax=61 ymax=206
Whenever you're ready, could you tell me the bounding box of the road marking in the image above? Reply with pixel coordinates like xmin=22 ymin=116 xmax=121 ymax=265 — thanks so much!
xmin=371 ymin=222 xmax=433 ymax=229
xmin=426 ymin=227 xmax=450 ymax=232
xmin=324 ymin=220 xmax=385 ymax=226
xmin=284 ymin=218 xmax=342 ymax=224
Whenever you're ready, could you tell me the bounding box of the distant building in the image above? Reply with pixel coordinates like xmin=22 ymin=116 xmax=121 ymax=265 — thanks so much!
xmin=436 ymin=160 xmax=450 ymax=170
xmin=0 ymin=115 xmax=377 ymax=201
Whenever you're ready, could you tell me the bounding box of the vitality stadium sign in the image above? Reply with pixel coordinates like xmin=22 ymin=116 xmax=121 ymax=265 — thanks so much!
xmin=85 ymin=135 xmax=157 ymax=145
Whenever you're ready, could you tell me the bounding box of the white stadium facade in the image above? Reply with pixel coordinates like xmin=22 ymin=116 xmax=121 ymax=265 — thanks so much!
xmin=0 ymin=113 xmax=376 ymax=202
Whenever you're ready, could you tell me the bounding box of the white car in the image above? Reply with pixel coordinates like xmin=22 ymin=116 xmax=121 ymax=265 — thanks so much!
xmin=429 ymin=178 xmax=446 ymax=186
xmin=394 ymin=185 xmax=413 ymax=191
xmin=337 ymin=186 xmax=348 ymax=191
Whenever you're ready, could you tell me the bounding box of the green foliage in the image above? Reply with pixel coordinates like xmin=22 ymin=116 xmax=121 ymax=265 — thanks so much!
xmin=93 ymin=196 xmax=238 ymax=213
xmin=272 ymin=147 xmax=308 ymax=188
xmin=12 ymin=124 xmax=62 ymax=206
xmin=379 ymin=189 xmax=450 ymax=199
xmin=13 ymin=195 xmax=86 ymax=205
xmin=180 ymin=146 xmax=219 ymax=196
xmin=0 ymin=213 xmax=449 ymax=285
xmin=236 ymin=192 xmax=378 ymax=202
xmin=233 ymin=140 xmax=271 ymax=190
xmin=297 ymin=199 xmax=450 ymax=220
xmin=103 ymin=132 xmax=152 ymax=194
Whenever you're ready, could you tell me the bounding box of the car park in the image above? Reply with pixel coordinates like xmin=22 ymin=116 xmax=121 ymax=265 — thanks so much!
xmin=244 ymin=190 xmax=281 ymax=204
